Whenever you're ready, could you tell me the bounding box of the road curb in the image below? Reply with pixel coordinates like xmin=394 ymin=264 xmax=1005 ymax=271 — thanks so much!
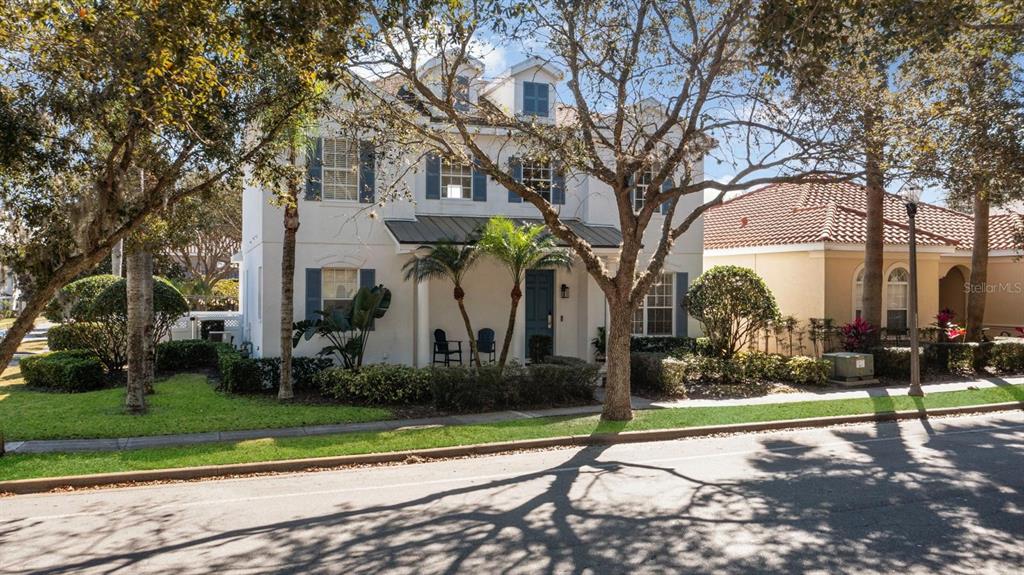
xmin=2 ymin=401 xmax=1021 ymax=495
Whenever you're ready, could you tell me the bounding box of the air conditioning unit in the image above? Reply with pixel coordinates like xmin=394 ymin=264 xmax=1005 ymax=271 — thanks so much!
xmin=822 ymin=352 xmax=878 ymax=386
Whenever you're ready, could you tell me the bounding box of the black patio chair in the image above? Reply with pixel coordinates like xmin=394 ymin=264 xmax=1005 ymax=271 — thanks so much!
xmin=477 ymin=328 xmax=496 ymax=363
xmin=433 ymin=329 xmax=463 ymax=366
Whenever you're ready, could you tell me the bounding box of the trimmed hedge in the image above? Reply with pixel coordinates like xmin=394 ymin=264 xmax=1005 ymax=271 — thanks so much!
xmin=871 ymin=347 xmax=912 ymax=380
xmin=317 ymin=362 xmax=599 ymax=412
xmin=630 ymin=337 xmax=697 ymax=354
xmin=19 ymin=350 xmax=106 ymax=392
xmin=215 ymin=346 xmax=332 ymax=394
xmin=156 ymin=339 xmax=234 ymax=372
xmin=989 ymin=342 xmax=1024 ymax=374
xmin=923 ymin=342 xmax=991 ymax=375
xmin=317 ymin=364 xmax=431 ymax=405
xmin=632 ymin=351 xmax=831 ymax=397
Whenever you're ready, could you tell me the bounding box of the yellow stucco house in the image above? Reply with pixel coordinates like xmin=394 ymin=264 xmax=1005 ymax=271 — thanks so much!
xmin=704 ymin=181 xmax=1024 ymax=334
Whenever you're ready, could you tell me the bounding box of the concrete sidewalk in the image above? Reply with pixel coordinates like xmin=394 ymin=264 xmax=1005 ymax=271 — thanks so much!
xmin=4 ymin=375 xmax=1022 ymax=455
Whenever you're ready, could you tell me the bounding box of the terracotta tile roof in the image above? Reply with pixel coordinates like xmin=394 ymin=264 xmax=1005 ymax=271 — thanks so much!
xmin=704 ymin=181 xmax=1022 ymax=253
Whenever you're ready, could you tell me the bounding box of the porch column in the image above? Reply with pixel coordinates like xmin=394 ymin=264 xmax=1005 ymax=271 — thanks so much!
xmin=415 ymin=277 xmax=431 ymax=367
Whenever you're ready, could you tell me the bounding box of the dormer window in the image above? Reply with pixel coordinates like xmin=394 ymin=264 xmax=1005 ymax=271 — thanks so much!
xmin=453 ymin=75 xmax=470 ymax=111
xmin=522 ymin=81 xmax=549 ymax=117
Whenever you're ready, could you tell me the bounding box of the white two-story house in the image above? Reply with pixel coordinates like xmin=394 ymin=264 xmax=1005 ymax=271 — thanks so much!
xmin=239 ymin=57 xmax=704 ymax=365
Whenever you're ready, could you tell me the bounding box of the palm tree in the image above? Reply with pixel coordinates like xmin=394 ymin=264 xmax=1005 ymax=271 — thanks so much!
xmin=403 ymin=241 xmax=483 ymax=367
xmin=478 ymin=217 xmax=573 ymax=371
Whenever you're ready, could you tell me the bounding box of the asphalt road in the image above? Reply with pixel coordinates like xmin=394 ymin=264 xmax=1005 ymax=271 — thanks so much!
xmin=2 ymin=411 xmax=1022 ymax=574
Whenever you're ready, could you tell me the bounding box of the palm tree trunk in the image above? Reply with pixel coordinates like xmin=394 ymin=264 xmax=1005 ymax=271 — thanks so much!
xmin=966 ymin=192 xmax=990 ymax=341
xmin=603 ymin=295 xmax=634 ymax=421
xmin=125 ymin=249 xmax=154 ymax=413
xmin=862 ymin=106 xmax=885 ymax=337
xmin=279 ymin=144 xmax=300 ymax=400
xmin=498 ymin=285 xmax=521 ymax=371
xmin=455 ymin=293 xmax=481 ymax=368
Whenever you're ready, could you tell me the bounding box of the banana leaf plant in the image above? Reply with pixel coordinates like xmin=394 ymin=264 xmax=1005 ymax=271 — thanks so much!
xmin=292 ymin=285 xmax=392 ymax=369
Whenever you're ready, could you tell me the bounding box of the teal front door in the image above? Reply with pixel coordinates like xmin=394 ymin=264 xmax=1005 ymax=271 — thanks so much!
xmin=525 ymin=269 xmax=555 ymax=360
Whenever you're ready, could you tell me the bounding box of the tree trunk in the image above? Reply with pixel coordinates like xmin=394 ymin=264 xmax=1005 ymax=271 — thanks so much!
xmin=0 ymin=246 xmax=113 ymax=369
xmin=498 ymin=284 xmax=521 ymax=371
xmin=966 ymin=193 xmax=990 ymax=342
xmin=278 ymin=144 xmax=300 ymax=401
xmin=455 ymin=290 xmax=482 ymax=368
xmin=125 ymin=250 xmax=154 ymax=413
xmin=111 ymin=239 xmax=124 ymax=277
xmin=603 ymin=297 xmax=634 ymax=421
xmin=862 ymin=107 xmax=885 ymax=336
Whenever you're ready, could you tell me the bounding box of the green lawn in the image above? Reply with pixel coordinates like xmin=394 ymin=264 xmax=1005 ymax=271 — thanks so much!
xmin=0 ymin=371 xmax=392 ymax=441
xmin=2 ymin=384 xmax=1020 ymax=482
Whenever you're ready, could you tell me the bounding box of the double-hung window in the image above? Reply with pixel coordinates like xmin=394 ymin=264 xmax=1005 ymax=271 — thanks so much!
xmin=322 ymin=268 xmax=358 ymax=313
xmin=522 ymin=160 xmax=552 ymax=202
xmin=886 ymin=268 xmax=909 ymax=330
xmin=633 ymin=166 xmax=655 ymax=212
xmin=632 ymin=273 xmax=674 ymax=336
xmin=322 ymin=138 xmax=359 ymax=201
xmin=441 ymin=157 xmax=473 ymax=199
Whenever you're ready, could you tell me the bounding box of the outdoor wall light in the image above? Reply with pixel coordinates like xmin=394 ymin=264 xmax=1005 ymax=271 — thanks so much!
xmin=560 ymin=284 xmax=570 ymax=299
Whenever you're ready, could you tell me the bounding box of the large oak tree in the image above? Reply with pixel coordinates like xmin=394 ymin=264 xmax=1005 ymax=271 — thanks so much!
xmin=339 ymin=0 xmax=855 ymax=420
xmin=0 ymin=1 xmax=371 ymax=378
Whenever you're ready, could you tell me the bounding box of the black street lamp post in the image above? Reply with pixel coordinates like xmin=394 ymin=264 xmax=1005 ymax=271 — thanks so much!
xmin=904 ymin=185 xmax=924 ymax=397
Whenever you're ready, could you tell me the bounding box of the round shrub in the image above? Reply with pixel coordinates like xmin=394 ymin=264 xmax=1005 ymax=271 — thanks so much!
xmin=785 ymin=356 xmax=831 ymax=386
xmin=44 ymin=274 xmax=121 ymax=323
xmin=19 ymin=350 xmax=105 ymax=392
xmin=47 ymin=322 xmax=105 ymax=352
xmin=92 ymin=276 xmax=189 ymax=342
xmin=685 ymin=266 xmax=780 ymax=358
xmin=735 ymin=350 xmax=788 ymax=381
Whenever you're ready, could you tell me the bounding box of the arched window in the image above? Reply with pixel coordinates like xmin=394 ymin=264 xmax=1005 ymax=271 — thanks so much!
xmin=886 ymin=267 xmax=909 ymax=330
xmin=854 ymin=268 xmax=864 ymax=320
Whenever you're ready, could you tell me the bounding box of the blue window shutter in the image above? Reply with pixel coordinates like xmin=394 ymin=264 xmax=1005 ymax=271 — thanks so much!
xmin=552 ymin=161 xmax=565 ymax=205
xmin=454 ymin=76 xmax=470 ymax=112
xmin=360 ymin=268 xmax=377 ymax=330
xmin=305 ymin=268 xmax=322 ymax=321
xmin=426 ymin=154 xmax=440 ymax=199
xmin=675 ymin=272 xmax=688 ymax=337
xmin=508 ymin=157 xmax=522 ymax=203
xmin=522 ymin=81 xmax=535 ymax=115
xmin=359 ymin=268 xmax=376 ymax=289
xmin=305 ymin=138 xmax=322 ymax=201
xmin=536 ymin=83 xmax=549 ymax=117
xmin=359 ymin=141 xmax=375 ymax=203
xmin=660 ymin=177 xmax=674 ymax=215
xmin=472 ymin=158 xmax=487 ymax=202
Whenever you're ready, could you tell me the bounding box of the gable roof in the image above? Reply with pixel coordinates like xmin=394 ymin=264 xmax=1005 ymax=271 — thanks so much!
xmin=704 ymin=181 xmax=1023 ymax=252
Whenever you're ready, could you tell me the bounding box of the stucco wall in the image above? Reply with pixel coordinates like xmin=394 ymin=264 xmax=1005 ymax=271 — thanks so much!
xmin=823 ymin=250 xmax=942 ymax=327
xmin=704 ymin=250 xmax=826 ymax=323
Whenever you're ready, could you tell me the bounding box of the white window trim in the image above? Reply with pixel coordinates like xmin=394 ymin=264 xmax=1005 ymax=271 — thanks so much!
xmin=853 ymin=264 xmax=864 ymax=321
xmin=632 ymin=273 xmax=675 ymax=337
xmin=632 ymin=166 xmax=655 ymax=212
xmin=885 ymin=265 xmax=910 ymax=330
xmin=322 ymin=267 xmax=358 ymax=313
xmin=321 ymin=138 xmax=360 ymax=202
xmin=440 ymin=157 xmax=473 ymax=200
xmin=522 ymin=159 xmax=553 ymax=201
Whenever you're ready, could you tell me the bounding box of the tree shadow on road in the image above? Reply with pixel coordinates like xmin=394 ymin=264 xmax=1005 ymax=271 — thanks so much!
xmin=5 ymin=415 xmax=1023 ymax=574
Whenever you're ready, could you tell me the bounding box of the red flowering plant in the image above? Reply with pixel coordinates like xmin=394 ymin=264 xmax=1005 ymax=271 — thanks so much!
xmin=935 ymin=308 xmax=956 ymax=330
xmin=840 ymin=318 xmax=876 ymax=352
xmin=946 ymin=325 xmax=967 ymax=342
xmin=1015 ymin=327 xmax=1024 ymax=338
